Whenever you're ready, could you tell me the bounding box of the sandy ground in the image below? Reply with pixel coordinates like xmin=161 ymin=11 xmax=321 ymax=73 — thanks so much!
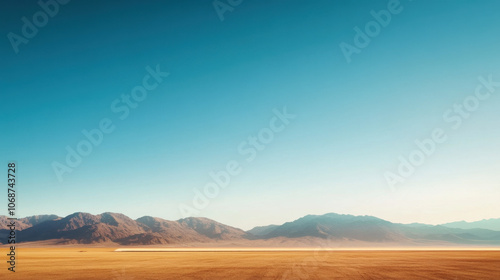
xmin=2 ymin=248 xmax=500 ymax=279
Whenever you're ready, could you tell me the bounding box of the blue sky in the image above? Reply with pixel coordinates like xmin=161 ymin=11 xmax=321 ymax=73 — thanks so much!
xmin=1 ymin=0 xmax=500 ymax=230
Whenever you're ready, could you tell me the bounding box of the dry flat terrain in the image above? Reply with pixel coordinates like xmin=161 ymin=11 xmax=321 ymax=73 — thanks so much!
xmin=2 ymin=248 xmax=500 ymax=279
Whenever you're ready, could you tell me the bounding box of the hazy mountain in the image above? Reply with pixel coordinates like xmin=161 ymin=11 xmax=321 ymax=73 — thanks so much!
xmin=19 ymin=212 xmax=146 ymax=244
xmin=4 ymin=212 xmax=249 ymax=245
xmin=440 ymin=218 xmax=500 ymax=231
xmin=119 ymin=216 xmax=219 ymax=245
xmin=0 ymin=214 xmax=60 ymax=230
xmin=257 ymin=213 xmax=409 ymax=242
xmin=21 ymin=214 xmax=61 ymax=226
xmin=247 ymin=225 xmax=280 ymax=236
xmin=397 ymin=224 xmax=500 ymax=245
xmin=178 ymin=217 xmax=249 ymax=240
xmin=0 ymin=214 xmax=61 ymax=242
xmin=252 ymin=213 xmax=500 ymax=245
xmin=124 ymin=216 xmax=249 ymax=245
xmin=2 ymin=212 xmax=500 ymax=246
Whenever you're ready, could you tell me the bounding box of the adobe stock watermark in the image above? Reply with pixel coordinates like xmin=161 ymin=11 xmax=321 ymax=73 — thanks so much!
xmin=51 ymin=64 xmax=170 ymax=182
xmin=213 ymin=0 xmax=243 ymax=21
xmin=339 ymin=0 xmax=412 ymax=63
xmin=265 ymin=238 xmax=339 ymax=279
xmin=178 ymin=106 xmax=296 ymax=217
xmin=7 ymin=0 xmax=70 ymax=54
xmin=384 ymin=74 xmax=500 ymax=190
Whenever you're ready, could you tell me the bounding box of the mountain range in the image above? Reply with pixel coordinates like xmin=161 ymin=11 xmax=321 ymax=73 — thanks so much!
xmin=441 ymin=218 xmax=500 ymax=231
xmin=1 ymin=212 xmax=499 ymax=246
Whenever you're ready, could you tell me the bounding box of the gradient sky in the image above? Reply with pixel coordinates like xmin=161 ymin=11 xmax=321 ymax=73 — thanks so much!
xmin=1 ymin=0 xmax=500 ymax=230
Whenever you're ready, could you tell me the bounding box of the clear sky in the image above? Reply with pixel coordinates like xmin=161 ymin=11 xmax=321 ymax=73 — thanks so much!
xmin=1 ymin=0 xmax=500 ymax=230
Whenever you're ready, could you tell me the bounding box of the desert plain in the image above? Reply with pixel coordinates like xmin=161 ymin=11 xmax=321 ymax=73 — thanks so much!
xmin=2 ymin=247 xmax=500 ymax=279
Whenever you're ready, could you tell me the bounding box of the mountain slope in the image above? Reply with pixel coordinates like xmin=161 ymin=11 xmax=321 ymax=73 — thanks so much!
xmin=253 ymin=213 xmax=500 ymax=245
xmin=19 ymin=212 xmax=146 ymax=244
xmin=258 ymin=213 xmax=409 ymax=242
xmin=0 ymin=214 xmax=61 ymax=242
xmin=178 ymin=217 xmax=249 ymax=240
xmin=8 ymin=213 xmax=249 ymax=245
xmin=440 ymin=218 xmax=500 ymax=231
xmin=399 ymin=223 xmax=500 ymax=244
xmin=247 ymin=225 xmax=280 ymax=236
xmin=118 ymin=216 xmax=211 ymax=245
xmin=0 ymin=214 xmax=60 ymax=230
xmin=117 ymin=216 xmax=250 ymax=245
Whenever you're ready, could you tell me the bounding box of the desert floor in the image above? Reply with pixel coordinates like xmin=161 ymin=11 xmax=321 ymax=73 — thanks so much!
xmin=2 ymin=248 xmax=500 ymax=279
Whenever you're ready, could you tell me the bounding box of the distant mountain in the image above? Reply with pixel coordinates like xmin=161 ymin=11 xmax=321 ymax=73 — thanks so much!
xmin=2 ymin=212 xmax=500 ymax=246
xmin=178 ymin=217 xmax=249 ymax=240
xmin=0 ymin=214 xmax=60 ymax=230
xmin=118 ymin=216 xmax=248 ymax=245
xmin=247 ymin=225 xmax=280 ymax=236
xmin=118 ymin=216 xmax=208 ymax=245
xmin=0 ymin=214 xmax=61 ymax=242
xmin=440 ymin=218 xmax=500 ymax=231
xmin=1 ymin=212 xmax=249 ymax=245
xmin=396 ymin=223 xmax=500 ymax=245
xmin=256 ymin=213 xmax=409 ymax=242
xmin=20 ymin=215 xmax=61 ymax=226
xmin=19 ymin=212 xmax=146 ymax=244
xmin=251 ymin=213 xmax=500 ymax=245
